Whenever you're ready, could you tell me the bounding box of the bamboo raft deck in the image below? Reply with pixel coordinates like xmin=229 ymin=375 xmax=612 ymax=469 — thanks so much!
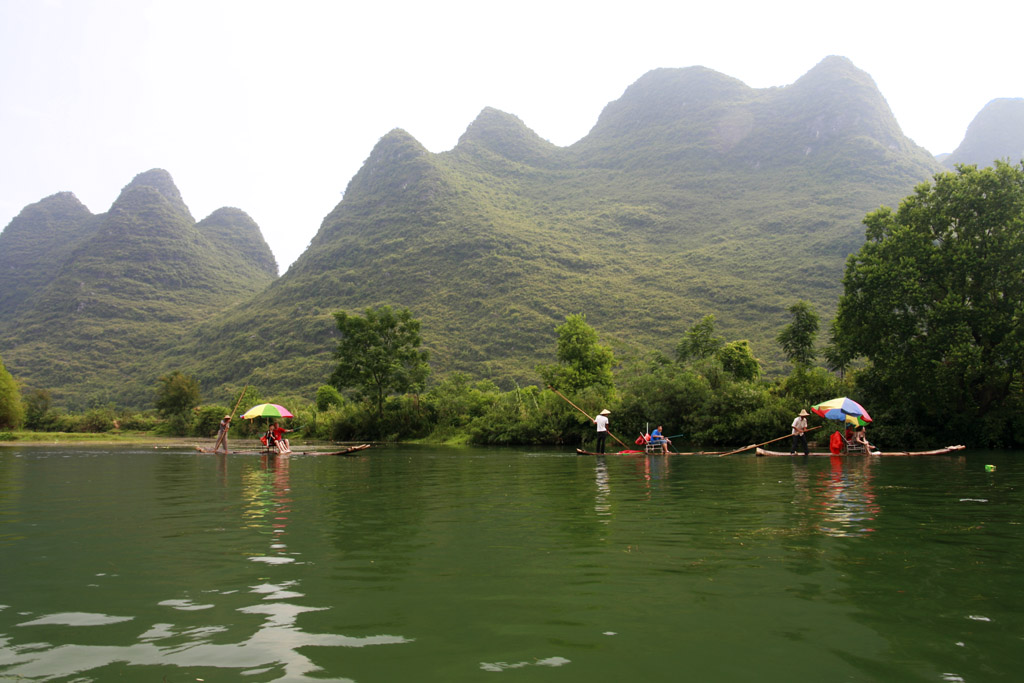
xmin=196 ymin=444 xmax=371 ymax=456
xmin=755 ymin=445 xmax=965 ymax=457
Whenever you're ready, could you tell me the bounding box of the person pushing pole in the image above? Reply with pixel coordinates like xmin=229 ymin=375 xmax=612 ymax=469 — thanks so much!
xmin=548 ymin=386 xmax=627 ymax=450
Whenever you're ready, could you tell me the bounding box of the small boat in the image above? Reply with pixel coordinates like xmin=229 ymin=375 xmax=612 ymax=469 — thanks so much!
xmin=756 ymin=445 xmax=965 ymax=457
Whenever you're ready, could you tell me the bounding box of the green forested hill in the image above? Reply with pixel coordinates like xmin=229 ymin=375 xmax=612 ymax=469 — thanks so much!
xmin=0 ymin=169 xmax=277 ymax=406
xmin=0 ymin=191 xmax=97 ymax=321
xmin=943 ymin=98 xmax=1024 ymax=168
xmin=168 ymin=56 xmax=943 ymax=403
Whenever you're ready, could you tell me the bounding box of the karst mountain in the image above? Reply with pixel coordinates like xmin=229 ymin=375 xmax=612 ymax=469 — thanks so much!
xmin=1 ymin=56 xmax=1019 ymax=407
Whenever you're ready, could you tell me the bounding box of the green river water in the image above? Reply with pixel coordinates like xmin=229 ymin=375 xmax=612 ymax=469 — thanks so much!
xmin=0 ymin=444 xmax=1021 ymax=682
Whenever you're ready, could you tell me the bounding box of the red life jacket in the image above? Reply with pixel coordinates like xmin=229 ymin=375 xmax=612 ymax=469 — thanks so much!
xmin=829 ymin=431 xmax=843 ymax=454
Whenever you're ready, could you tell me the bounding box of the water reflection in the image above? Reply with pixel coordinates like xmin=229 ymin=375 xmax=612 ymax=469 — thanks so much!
xmin=792 ymin=456 xmax=879 ymax=537
xmin=2 ymin=585 xmax=409 ymax=680
xmin=594 ymin=455 xmax=611 ymax=521
xmin=0 ymin=450 xmax=411 ymax=681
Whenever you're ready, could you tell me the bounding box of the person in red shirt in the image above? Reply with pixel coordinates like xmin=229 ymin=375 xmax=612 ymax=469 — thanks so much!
xmin=268 ymin=422 xmax=293 ymax=454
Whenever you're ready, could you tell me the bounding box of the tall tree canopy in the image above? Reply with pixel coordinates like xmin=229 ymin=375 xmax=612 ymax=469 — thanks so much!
xmin=154 ymin=370 xmax=201 ymax=435
xmin=330 ymin=305 xmax=430 ymax=422
xmin=676 ymin=314 xmax=725 ymax=363
xmin=0 ymin=354 xmax=24 ymax=429
xmin=776 ymin=301 xmax=819 ymax=367
xmin=538 ymin=313 xmax=615 ymax=394
xmin=834 ymin=161 xmax=1024 ymax=446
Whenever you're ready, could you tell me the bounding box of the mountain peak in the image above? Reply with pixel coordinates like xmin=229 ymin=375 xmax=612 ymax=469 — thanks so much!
xmin=196 ymin=207 xmax=278 ymax=277
xmin=944 ymin=98 xmax=1024 ymax=167
xmin=341 ymin=129 xmax=441 ymax=203
xmin=585 ymin=66 xmax=751 ymax=140
xmin=455 ymin=107 xmax=558 ymax=166
xmin=109 ymin=168 xmax=192 ymax=222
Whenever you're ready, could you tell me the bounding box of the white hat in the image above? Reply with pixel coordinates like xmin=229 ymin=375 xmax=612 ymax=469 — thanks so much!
xmin=599 ymin=409 xmax=611 ymax=416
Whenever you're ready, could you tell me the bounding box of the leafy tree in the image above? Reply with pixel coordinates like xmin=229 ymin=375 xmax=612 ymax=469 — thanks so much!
xmin=0 ymin=354 xmax=24 ymax=429
xmin=676 ymin=314 xmax=725 ymax=363
xmin=776 ymin=301 xmax=819 ymax=367
xmin=821 ymin=318 xmax=853 ymax=377
xmin=537 ymin=313 xmax=615 ymax=394
xmin=717 ymin=340 xmax=762 ymax=381
xmin=834 ymin=161 xmax=1024 ymax=446
xmin=23 ymin=388 xmax=51 ymax=430
xmin=315 ymin=384 xmax=344 ymax=411
xmin=154 ymin=371 xmax=201 ymax=435
xmin=330 ymin=305 xmax=430 ymax=424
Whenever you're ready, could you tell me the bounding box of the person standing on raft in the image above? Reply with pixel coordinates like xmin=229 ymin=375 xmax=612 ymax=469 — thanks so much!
xmin=790 ymin=409 xmax=810 ymax=456
xmin=594 ymin=409 xmax=611 ymax=454
xmin=214 ymin=415 xmax=231 ymax=454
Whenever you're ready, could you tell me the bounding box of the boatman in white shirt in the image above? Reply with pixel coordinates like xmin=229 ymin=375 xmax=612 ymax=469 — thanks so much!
xmin=790 ymin=409 xmax=810 ymax=456
xmin=595 ymin=409 xmax=611 ymax=454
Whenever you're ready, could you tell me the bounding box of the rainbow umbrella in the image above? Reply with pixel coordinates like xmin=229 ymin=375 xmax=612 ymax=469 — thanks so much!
xmin=811 ymin=397 xmax=871 ymax=423
xmin=241 ymin=403 xmax=294 ymax=419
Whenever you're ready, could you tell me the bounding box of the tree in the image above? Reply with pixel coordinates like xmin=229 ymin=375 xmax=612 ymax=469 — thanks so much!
xmin=154 ymin=371 xmax=201 ymax=435
xmin=716 ymin=340 xmax=762 ymax=381
xmin=776 ymin=301 xmax=819 ymax=367
xmin=676 ymin=314 xmax=724 ymax=363
xmin=315 ymin=384 xmax=344 ymax=411
xmin=23 ymin=388 xmax=51 ymax=430
xmin=0 ymin=354 xmax=24 ymax=429
xmin=330 ymin=305 xmax=430 ymax=423
xmin=834 ymin=161 xmax=1024 ymax=446
xmin=537 ymin=313 xmax=615 ymax=394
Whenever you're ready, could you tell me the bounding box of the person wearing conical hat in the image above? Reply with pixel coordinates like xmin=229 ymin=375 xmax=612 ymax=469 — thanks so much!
xmin=214 ymin=415 xmax=231 ymax=454
xmin=790 ymin=409 xmax=810 ymax=456
xmin=594 ymin=409 xmax=611 ymax=454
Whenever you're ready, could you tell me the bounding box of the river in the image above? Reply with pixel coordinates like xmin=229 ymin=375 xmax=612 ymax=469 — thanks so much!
xmin=0 ymin=444 xmax=1020 ymax=681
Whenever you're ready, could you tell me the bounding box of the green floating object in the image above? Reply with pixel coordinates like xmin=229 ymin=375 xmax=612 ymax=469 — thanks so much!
xmin=985 ymin=464 xmax=996 ymax=472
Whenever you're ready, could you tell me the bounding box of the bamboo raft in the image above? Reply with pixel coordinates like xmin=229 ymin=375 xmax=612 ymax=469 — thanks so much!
xmin=755 ymin=445 xmax=965 ymax=457
xmin=575 ymin=448 xmax=726 ymax=456
xmin=196 ymin=444 xmax=371 ymax=456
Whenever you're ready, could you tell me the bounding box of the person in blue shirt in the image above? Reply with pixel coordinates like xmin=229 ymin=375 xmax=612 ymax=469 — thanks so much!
xmin=650 ymin=425 xmax=672 ymax=453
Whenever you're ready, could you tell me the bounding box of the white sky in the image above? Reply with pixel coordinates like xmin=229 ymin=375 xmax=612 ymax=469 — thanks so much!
xmin=1 ymin=0 xmax=1020 ymax=272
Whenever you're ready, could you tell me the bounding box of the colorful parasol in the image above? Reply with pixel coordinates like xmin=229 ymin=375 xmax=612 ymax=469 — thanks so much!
xmin=811 ymin=397 xmax=871 ymax=424
xmin=241 ymin=403 xmax=294 ymax=419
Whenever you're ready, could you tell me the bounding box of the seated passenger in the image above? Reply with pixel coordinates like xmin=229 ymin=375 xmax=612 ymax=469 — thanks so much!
xmin=854 ymin=426 xmax=876 ymax=454
xmin=269 ymin=422 xmax=293 ymax=454
xmin=649 ymin=425 xmax=672 ymax=454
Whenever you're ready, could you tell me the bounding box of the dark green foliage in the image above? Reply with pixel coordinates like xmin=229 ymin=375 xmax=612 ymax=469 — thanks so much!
xmin=676 ymin=314 xmax=724 ymax=363
xmin=315 ymin=384 xmax=344 ymax=411
xmin=192 ymin=405 xmax=230 ymax=438
xmin=717 ymin=340 xmax=761 ymax=381
xmin=330 ymin=305 xmax=430 ymax=429
xmin=537 ymin=314 xmax=615 ymax=394
xmin=154 ymin=370 xmax=201 ymax=435
xmin=776 ymin=301 xmax=820 ymax=367
xmin=835 ymin=161 xmax=1024 ymax=447
xmin=0 ymin=354 xmax=24 ymax=429
xmin=22 ymin=388 xmax=51 ymax=430
xmin=468 ymin=386 xmax=579 ymax=445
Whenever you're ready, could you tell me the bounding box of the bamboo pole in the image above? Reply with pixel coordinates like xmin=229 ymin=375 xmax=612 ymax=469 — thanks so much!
xmin=717 ymin=425 xmax=822 ymax=457
xmin=548 ymin=386 xmax=628 ymax=449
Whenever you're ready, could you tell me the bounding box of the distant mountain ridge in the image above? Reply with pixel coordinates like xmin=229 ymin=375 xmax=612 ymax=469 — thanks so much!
xmin=168 ymin=57 xmax=944 ymax=403
xmin=943 ymin=98 xmax=1024 ymax=168
xmin=1 ymin=57 xmax=1018 ymax=408
xmin=0 ymin=169 xmax=277 ymax=406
